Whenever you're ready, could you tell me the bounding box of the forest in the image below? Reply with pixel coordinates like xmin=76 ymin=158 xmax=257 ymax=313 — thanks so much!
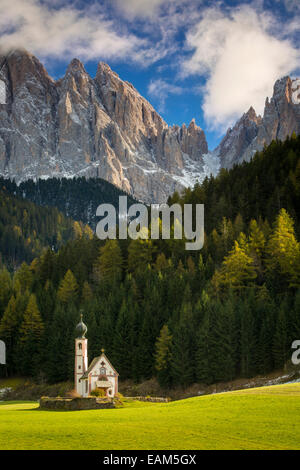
xmin=0 ymin=134 xmax=299 ymax=388
xmin=0 ymin=188 xmax=93 ymax=269
xmin=0 ymin=175 xmax=136 ymax=230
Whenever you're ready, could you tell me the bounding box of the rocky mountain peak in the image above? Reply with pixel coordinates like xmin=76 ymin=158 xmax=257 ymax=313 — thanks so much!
xmin=187 ymin=118 xmax=199 ymax=131
xmin=1 ymin=48 xmax=298 ymax=202
xmin=96 ymin=61 xmax=123 ymax=88
xmin=216 ymin=75 xmax=300 ymax=169
xmin=2 ymin=48 xmax=54 ymax=89
xmin=245 ymin=106 xmax=258 ymax=120
xmin=66 ymin=58 xmax=86 ymax=75
xmin=0 ymin=50 xmax=215 ymax=203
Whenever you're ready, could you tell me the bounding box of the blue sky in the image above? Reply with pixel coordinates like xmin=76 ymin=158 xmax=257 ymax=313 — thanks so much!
xmin=0 ymin=0 xmax=299 ymax=149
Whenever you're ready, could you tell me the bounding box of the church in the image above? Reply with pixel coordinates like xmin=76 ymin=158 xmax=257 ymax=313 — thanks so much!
xmin=74 ymin=315 xmax=119 ymax=398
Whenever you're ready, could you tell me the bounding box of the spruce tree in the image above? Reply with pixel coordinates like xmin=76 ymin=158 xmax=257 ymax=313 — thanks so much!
xmin=273 ymin=306 xmax=288 ymax=370
xmin=240 ymin=300 xmax=257 ymax=377
xmin=266 ymin=209 xmax=300 ymax=288
xmin=212 ymin=240 xmax=257 ymax=291
xmin=18 ymin=294 xmax=44 ymax=376
xmin=0 ymin=268 xmax=12 ymax=316
xmin=195 ymin=309 xmax=212 ymax=384
xmin=155 ymin=325 xmax=173 ymax=387
xmin=171 ymin=302 xmax=195 ymax=387
xmin=112 ymin=300 xmax=133 ymax=379
xmin=57 ymin=269 xmax=78 ymax=303
xmin=95 ymin=239 xmax=123 ymax=284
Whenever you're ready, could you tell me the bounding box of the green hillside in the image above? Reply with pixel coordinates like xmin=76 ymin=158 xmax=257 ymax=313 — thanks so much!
xmin=0 ymin=189 xmax=94 ymax=268
xmin=1 ymin=383 xmax=300 ymax=450
xmin=168 ymin=133 xmax=300 ymax=235
xmin=0 ymin=176 xmax=137 ymax=229
xmin=0 ymin=137 xmax=300 ymax=385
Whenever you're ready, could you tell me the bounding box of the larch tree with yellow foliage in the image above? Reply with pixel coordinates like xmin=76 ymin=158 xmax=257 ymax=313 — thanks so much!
xmin=57 ymin=269 xmax=78 ymax=303
xmin=212 ymin=238 xmax=257 ymax=291
xmin=266 ymin=209 xmax=300 ymax=288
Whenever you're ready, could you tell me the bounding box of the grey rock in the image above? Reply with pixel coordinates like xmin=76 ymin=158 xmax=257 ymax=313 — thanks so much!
xmin=217 ymin=76 xmax=300 ymax=168
xmin=0 ymin=50 xmax=212 ymax=203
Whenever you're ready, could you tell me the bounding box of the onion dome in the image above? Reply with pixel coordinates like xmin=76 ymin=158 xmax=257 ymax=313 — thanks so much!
xmin=76 ymin=313 xmax=87 ymax=338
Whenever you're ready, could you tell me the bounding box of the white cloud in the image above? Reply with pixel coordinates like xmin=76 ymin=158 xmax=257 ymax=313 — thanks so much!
xmin=0 ymin=0 xmax=148 ymax=63
xmin=182 ymin=5 xmax=300 ymax=131
xmin=114 ymin=0 xmax=179 ymax=18
xmin=148 ymin=79 xmax=183 ymax=112
xmin=114 ymin=0 xmax=166 ymax=18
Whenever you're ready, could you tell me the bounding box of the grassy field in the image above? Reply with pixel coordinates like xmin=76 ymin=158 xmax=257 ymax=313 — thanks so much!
xmin=0 ymin=383 xmax=300 ymax=450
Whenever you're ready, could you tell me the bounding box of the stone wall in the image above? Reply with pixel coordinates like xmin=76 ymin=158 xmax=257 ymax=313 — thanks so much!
xmin=39 ymin=396 xmax=115 ymax=410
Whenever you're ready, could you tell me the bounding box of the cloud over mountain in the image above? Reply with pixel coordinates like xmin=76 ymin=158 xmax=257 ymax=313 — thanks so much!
xmin=182 ymin=5 xmax=300 ymax=130
xmin=0 ymin=0 xmax=145 ymax=62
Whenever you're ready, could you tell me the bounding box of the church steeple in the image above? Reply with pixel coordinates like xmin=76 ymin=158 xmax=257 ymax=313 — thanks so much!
xmin=76 ymin=312 xmax=87 ymax=338
xmin=75 ymin=312 xmax=88 ymax=396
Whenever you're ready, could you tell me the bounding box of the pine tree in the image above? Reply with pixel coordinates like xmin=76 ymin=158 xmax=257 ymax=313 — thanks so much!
xmin=57 ymin=269 xmax=78 ymax=303
xmin=171 ymin=302 xmax=195 ymax=387
xmin=213 ymin=299 xmax=237 ymax=382
xmin=0 ymin=267 xmax=12 ymax=316
xmin=154 ymin=253 xmax=169 ymax=273
xmin=292 ymin=290 xmax=300 ymax=341
xmin=266 ymin=209 xmax=300 ymax=288
xmin=212 ymin=240 xmax=257 ymax=291
xmin=248 ymin=219 xmax=266 ymax=281
xmin=240 ymin=299 xmax=258 ymax=377
xmin=0 ymin=295 xmax=18 ymax=340
xmin=272 ymin=306 xmax=288 ymax=370
xmin=13 ymin=262 xmax=33 ymax=293
xmin=46 ymin=303 xmax=78 ymax=382
xmin=0 ymin=295 xmax=18 ymax=371
xmin=155 ymin=325 xmax=173 ymax=387
xmin=195 ymin=309 xmax=212 ymax=384
xmin=95 ymin=239 xmax=123 ymax=284
xmin=128 ymin=239 xmax=153 ymax=275
xmin=112 ymin=300 xmax=133 ymax=379
xmin=18 ymin=294 xmax=44 ymax=376
xmin=81 ymin=281 xmax=93 ymax=303
xmin=233 ymin=213 xmax=244 ymax=238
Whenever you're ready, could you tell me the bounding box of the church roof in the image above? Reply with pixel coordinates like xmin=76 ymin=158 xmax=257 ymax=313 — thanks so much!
xmin=80 ymin=357 xmax=99 ymax=380
xmin=79 ymin=353 xmax=119 ymax=380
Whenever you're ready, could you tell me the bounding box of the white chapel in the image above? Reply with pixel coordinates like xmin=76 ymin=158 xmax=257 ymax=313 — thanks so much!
xmin=74 ymin=315 xmax=119 ymax=398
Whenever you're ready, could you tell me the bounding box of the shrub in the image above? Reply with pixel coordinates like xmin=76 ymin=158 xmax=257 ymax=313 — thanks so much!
xmin=90 ymin=388 xmax=106 ymax=398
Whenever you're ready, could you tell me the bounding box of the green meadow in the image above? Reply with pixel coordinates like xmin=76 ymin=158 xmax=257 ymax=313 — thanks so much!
xmin=0 ymin=383 xmax=300 ymax=450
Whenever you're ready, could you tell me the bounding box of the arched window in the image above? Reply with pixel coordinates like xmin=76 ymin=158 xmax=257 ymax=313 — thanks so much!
xmin=78 ymin=343 xmax=82 ymax=350
xmin=100 ymin=367 xmax=106 ymax=375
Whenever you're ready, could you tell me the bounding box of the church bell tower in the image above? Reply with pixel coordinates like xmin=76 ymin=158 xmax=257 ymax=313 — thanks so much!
xmin=75 ymin=313 xmax=88 ymax=396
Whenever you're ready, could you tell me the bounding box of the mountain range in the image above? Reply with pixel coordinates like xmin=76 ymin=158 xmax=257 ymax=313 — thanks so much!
xmin=0 ymin=49 xmax=299 ymax=203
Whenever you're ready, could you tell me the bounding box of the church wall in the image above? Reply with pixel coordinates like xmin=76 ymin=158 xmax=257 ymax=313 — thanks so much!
xmin=75 ymin=338 xmax=88 ymax=396
xmin=88 ymin=356 xmax=118 ymax=397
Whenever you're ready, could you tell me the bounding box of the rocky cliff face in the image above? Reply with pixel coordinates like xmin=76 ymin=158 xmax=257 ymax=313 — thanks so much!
xmin=0 ymin=49 xmax=299 ymax=201
xmin=0 ymin=50 xmax=212 ymax=203
xmin=217 ymin=76 xmax=300 ymax=168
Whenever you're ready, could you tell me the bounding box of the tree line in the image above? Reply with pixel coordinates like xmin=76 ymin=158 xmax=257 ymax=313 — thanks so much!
xmin=0 ymin=135 xmax=299 ymax=387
